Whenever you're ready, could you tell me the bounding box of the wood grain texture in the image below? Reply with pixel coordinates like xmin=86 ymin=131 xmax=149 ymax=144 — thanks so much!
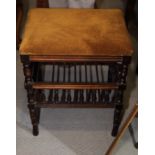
xmin=32 ymin=83 xmax=119 ymax=90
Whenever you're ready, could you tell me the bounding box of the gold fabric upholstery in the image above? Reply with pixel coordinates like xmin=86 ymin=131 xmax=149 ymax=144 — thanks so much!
xmin=20 ymin=8 xmax=133 ymax=56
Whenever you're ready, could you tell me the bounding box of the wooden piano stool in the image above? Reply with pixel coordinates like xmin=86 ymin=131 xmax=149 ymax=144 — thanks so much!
xmin=19 ymin=8 xmax=133 ymax=136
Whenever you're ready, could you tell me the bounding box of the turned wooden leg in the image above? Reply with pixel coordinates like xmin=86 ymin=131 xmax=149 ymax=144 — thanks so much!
xmin=112 ymin=87 xmax=125 ymax=137
xmin=32 ymin=63 xmax=44 ymax=126
xmin=112 ymin=103 xmax=123 ymax=137
xmin=28 ymin=104 xmax=39 ymax=136
xmin=112 ymin=89 xmax=124 ymax=137
xmin=22 ymin=56 xmax=39 ymax=136
xmin=112 ymin=59 xmax=129 ymax=137
xmin=27 ymin=91 xmax=41 ymax=136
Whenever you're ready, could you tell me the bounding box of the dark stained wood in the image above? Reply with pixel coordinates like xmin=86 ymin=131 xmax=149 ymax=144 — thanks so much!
xmin=27 ymin=104 xmax=39 ymax=136
xmin=35 ymin=103 xmax=115 ymax=108
xmin=16 ymin=1 xmax=23 ymax=49
xmin=20 ymin=55 xmax=30 ymax=63
xmin=48 ymin=64 xmax=55 ymax=102
xmin=111 ymin=57 xmax=130 ymax=136
xmin=125 ymin=0 xmax=137 ymax=26
xmin=22 ymin=58 xmax=39 ymax=136
xmin=37 ymin=0 xmax=49 ymax=8
xmin=29 ymin=55 xmax=123 ymax=63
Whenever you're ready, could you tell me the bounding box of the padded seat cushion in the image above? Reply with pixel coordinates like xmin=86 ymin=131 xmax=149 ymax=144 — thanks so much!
xmin=20 ymin=8 xmax=133 ymax=56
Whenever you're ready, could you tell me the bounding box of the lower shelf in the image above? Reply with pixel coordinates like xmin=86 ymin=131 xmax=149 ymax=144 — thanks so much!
xmin=32 ymin=83 xmax=118 ymax=90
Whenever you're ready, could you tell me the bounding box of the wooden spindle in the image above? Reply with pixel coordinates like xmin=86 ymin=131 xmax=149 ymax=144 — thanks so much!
xmin=48 ymin=64 xmax=55 ymax=102
xmin=54 ymin=65 xmax=60 ymax=103
xmin=67 ymin=64 xmax=72 ymax=103
xmin=88 ymin=65 xmax=93 ymax=103
xmin=61 ymin=64 xmax=66 ymax=103
xmin=85 ymin=64 xmax=89 ymax=103
xmin=96 ymin=65 xmax=100 ymax=103
xmin=91 ymin=65 xmax=96 ymax=103
xmin=35 ymin=64 xmax=45 ymax=102
xmin=74 ymin=64 xmax=79 ymax=103
xmin=100 ymin=65 xmax=105 ymax=103
xmin=79 ymin=65 xmax=84 ymax=103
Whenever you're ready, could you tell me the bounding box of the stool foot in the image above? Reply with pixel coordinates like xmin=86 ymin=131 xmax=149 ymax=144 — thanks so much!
xmin=135 ymin=142 xmax=138 ymax=149
xmin=28 ymin=104 xmax=39 ymax=136
xmin=111 ymin=125 xmax=119 ymax=137
xmin=33 ymin=125 xmax=39 ymax=136
xmin=112 ymin=104 xmax=123 ymax=137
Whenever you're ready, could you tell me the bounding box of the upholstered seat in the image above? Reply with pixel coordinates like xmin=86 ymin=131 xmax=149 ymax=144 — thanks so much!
xmin=20 ymin=8 xmax=133 ymax=56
